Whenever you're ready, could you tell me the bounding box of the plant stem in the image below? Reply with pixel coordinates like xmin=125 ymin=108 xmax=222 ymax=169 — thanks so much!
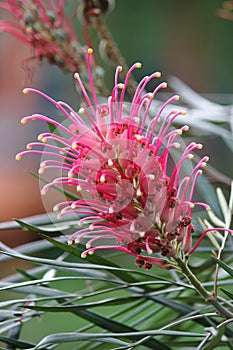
xmin=175 ymin=256 xmax=233 ymax=319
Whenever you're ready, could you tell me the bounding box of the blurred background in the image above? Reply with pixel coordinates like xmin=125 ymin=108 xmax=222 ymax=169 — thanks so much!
xmin=0 ymin=0 xmax=233 ymax=247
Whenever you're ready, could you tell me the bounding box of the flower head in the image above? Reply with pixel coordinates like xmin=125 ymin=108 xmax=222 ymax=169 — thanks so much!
xmin=17 ymin=49 xmax=213 ymax=270
xmin=0 ymin=0 xmax=85 ymax=72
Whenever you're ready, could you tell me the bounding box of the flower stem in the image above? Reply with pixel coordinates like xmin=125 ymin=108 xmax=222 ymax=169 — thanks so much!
xmin=174 ymin=256 xmax=233 ymax=318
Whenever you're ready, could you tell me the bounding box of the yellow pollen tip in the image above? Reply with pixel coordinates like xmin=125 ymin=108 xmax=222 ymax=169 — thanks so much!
xmin=206 ymin=205 xmax=211 ymax=211
xmin=71 ymin=203 xmax=76 ymax=210
xmin=134 ymin=117 xmax=140 ymax=123
xmin=135 ymin=134 xmax=142 ymax=141
xmin=201 ymin=162 xmax=207 ymax=168
xmin=174 ymin=95 xmax=180 ymax=101
xmin=26 ymin=144 xmax=32 ymax=150
xmin=148 ymin=174 xmax=155 ymax=180
xmin=89 ymin=224 xmax=94 ymax=231
xmin=119 ymin=83 xmax=124 ymax=89
xmin=81 ymin=252 xmax=87 ymax=258
xmin=88 ymin=250 xmax=94 ymax=255
xmin=68 ymin=173 xmax=74 ymax=178
xmin=78 ymin=221 xmax=83 ymax=227
xmin=86 ymin=243 xmax=91 ymax=249
xmin=20 ymin=118 xmax=27 ymax=125
xmin=73 ymin=72 xmax=79 ymax=79
xmin=75 ymin=238 xmax=80 ymax=244
xmin=162 ymin=82 xmax=168 ymax=88
xmin=197 ymin=143 xmax=203 ymax=149
xmin=100 ymin=174 xmax=106 ymax=183
xmin=148 ymin=93 xmax=154 ymax=99
xmin=109 ymin=207 xmax=114 ymax=214
xmin=205 ymin=156 xmax=209 ymax=162
xmin=38 ymin=168 xmax=44 ymax=175
xmin=57 ymin=214 xmax=62 ymax=220
xmin=53 ymin=205 xmax=59 ymax=212
xmin=118 ymin=65 xmax=123 ymax=72
xmin=15 ymin=154 xmax=21 ymax=161
xmin=188 ymin=154 xmax=194 ymax=159
xmin=183 ymin=125 xmax=189 ymax=131
xmin=135 ymin=62 xmax=142 ymax=68
xmin=88 ymin=48 xmax=93 ymax=54
xmin=139 ymin=231 xmax=145 ymax=237
xmin=41 ymin=189 xmax=47 ymax=196
xmin=108 ymin=159 xmax=113 ymax=167
xmin=40 ymin=162 xmax=45 ymax=168
xmin=182 ymin=110 xmax=187 ymax=115
xmin=78 ymin=107 xmax=85 ymax=114
xmin=38 ymin=135 xmax=43 ymax=141
xmin=177 ymin=130 xmax=183 ymax=135
xmin=155 ymin=71 xmax=161 ymax=78
xmin=76 ymin=185 xmax=81 ymax=192
xmin=174 ymin=143 xmax=181 ymax=148
xmin=22 ymin=88 xmax=29 ymax=95
xmin=67 ymin=240 xmax=73 ymax=246
xmin=42 ymin=138 xmax=47 ymax=143
xmin=190 ymin=203 xmax=195 ymax=208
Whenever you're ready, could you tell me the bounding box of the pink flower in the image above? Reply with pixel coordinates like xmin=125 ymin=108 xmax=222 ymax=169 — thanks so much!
xmin=17 ymin=49 xmax=215 ymax=270
xmin=0 ymin=0 xmax=84 ymax=72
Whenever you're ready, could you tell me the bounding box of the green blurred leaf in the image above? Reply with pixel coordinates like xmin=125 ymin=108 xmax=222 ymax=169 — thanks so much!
xmin=212 ymin=257 xmax=233 ymax=276
xmin=220 ymin=288 xmax=233 ymax=300
xmin=0 ymin=335 xmax=35 ymax=349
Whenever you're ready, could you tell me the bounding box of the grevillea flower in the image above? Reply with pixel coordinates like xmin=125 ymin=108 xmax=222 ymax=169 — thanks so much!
xmin=17 ymin=48 xmax=228 ymax=270
xmin=0 ymin=0 xmax=84 ymax=72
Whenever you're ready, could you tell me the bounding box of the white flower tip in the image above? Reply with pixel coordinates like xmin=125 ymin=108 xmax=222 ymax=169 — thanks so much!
xmin=88 ymin=250 xmax=94 ymax=255
xmin=78 ymin=220 xmax=83 ymax=227
xmin=86 ymin=243 xmax=92 ymax=249
xmin=76 ymin=185 xmax=81 ymax=192
xmin=38 ymin=168 xmax=44 ymax=175
xmin=89 ymin=224 xmax=94 ymax=231
xmin=37 ymin=135 xmax=43 ymax=141
xmin=108 ymin=159 xmax=113 ymax=167
xmin=117 ymin=65 xmax=123 ymax=72
xmin=155 ymin=71 xmax=161 ymax=78
xmin=42 ymin=138 xmax=47 ymax=143
xmin=188 ymin=153 xmax=194 ymax=160
xmin=57 ymin=214 xmax=62 ymax=220
xmin=147 ymin=248 xmax=153 ymax=255
xmin=53 ymin=205 xmax=59 ymax=212
xmin=204 ymin=156 xmax=209 ymax=162
xmin=41 ymin=188 xmax=48 ymax=196
xmin=78 ymin=107 xmax=85 ymax=114
xmin=135 ymin=134 xmax=142 ymax=141
xmin=71 ymin=203 xmax=76 ymax=209
xmin=119 ymin=83 xmax=124 ymax=89
xmin=15 ymin=154 xmax=22 ymax=161
xmin=148 ymin=174 xmax=155 ymax=180
xmin=74 ymin=72 xmax=79 ymax=80
xmin=162 ymin=82 xmax=168 ymax=88
xmin=206 ymin=205 xmax=211 ymax=211
xmin=182 ymin=110 xmax=187 ymax=115
xmin=134 ymin=117 xmax=140 ymax=123
xmin=20 ymin=118 xmax=27 ymax=125
xmin=136 ymin=188 xmax=143 ymax=197
xmin=40 ymin=162 xmax=45 ymax=168
xmin=182 ymin=125 xmax=189 ymax=131
xmin=139 ymin=231 xmax=145 ymax=237
xmin=68 ymin=172 xmax=74 ymax=178
xmin=100 ymin=174 xmax=106 ymax=183
xmin=75 ymin=238 xmax=80 ymax=244
xmin=174 ymin=143 xmax=181 ymax=149
xmin=189 ymin=203 xmax=195 ymax=208
xmin=22 ymin=88 xmax=29 ymax=95
xmin=109 ymin=207 xmax=114 ymax=214
xmin=148 ymin=92 xmax=154 ymax=99
xmin=197 ymin=143 xmax=203 ymax=149
xmin=174 ymin=95 xmax=180 ymax=101
xmin=88 ymin=48 xmax=93 ymax=54
xmin=135 ymin=62 xmax=142 ymax=68
xmin=67 ymin=239 xmax=73 ymax=245
xmin=81 ymin=252 xmax=87 ymax=258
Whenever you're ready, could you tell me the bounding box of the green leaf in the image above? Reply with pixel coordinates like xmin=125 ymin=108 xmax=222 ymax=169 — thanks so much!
xmin=212 ymin=257 xmax=233 ymax=277
xmin=0 ymin=335 xmax=35 ymax=349
xmin=220 ymin=288 xmax=233 ymax=300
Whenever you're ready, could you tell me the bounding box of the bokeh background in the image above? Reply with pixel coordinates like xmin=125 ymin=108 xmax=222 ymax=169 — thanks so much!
xmin=0 ymin=0 xmax=233 ymax=247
